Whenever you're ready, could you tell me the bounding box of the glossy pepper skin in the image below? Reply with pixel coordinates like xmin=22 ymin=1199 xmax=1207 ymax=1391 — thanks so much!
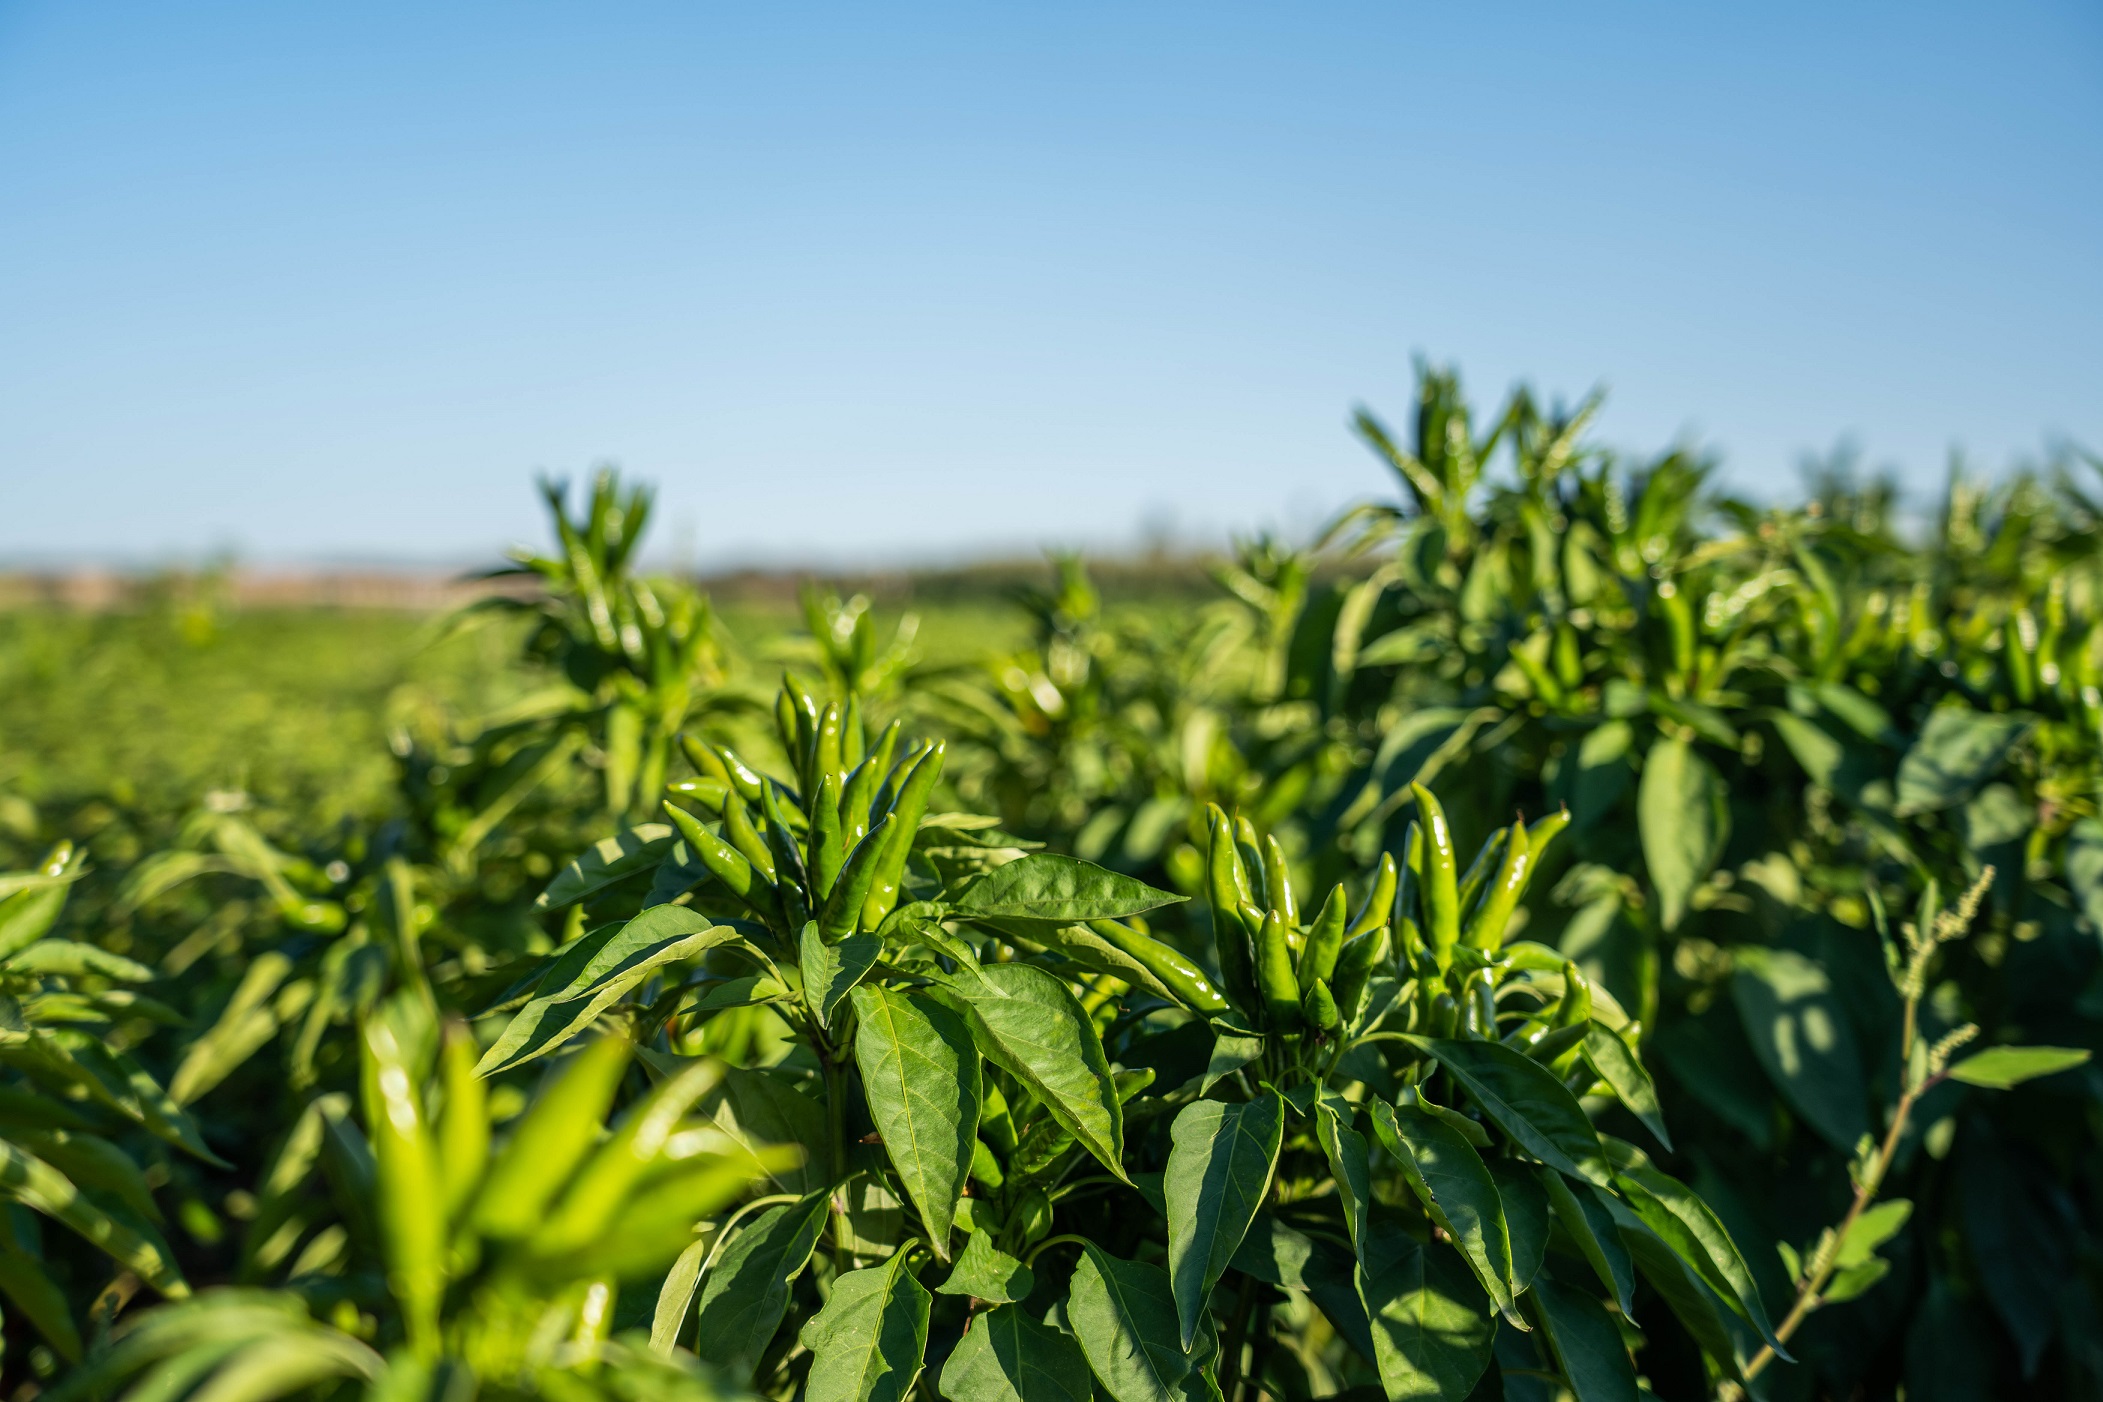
xmin=1302 ymin=979 xmax=1339 ymax=1033
xmin=1411 ymin=783 xmax=1462 ymax=963
xmin=678 ymin=733 xmax=732 ymax=788
xmin=1330 ymin=924 xmax=1389 ymax=1025
xmin=808 ymin=773 xmax=845 ymax=899
xmin=819 ymin=816 xmax=893 ymax=940
xmin=1349 ymin=852 xmax=1398 ymax=940
xmin=861 ymin=741 xmax=945 ymax=931
xmin=721 ymin=792 xmax=776 ymax=885
xmin=1234 ymin=817 xmax=1269 ymax=912
xmin=762 ymin=781 xmax=811 ymax=931
xmin=1261 ymin=833 xmax=1297 ymax=926
xmin=1299 ymin=884 xmax=1349 ymax=987
xmin=1462 ymin=819 xmax=1531 ymax=951
xmin=662 ymin=801 xmax=757 ymax=900
xmin=1088 ymin=919 xmax=1228 ymax=1014
xmin=1255 ymin=909 xmax=1302 ymax=1032
xmin=1204 ymin=806 xmax=1261 ymax=1017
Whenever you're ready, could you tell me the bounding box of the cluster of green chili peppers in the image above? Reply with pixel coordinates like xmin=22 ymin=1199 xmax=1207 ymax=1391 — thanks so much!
xmin=658 ymin=677 xmax=946 ymax=948
xmin=1201 ymin=802 xmax=1394 ymax=1045
xmin=1390 ymin=781 xmax=1584 ymax=1045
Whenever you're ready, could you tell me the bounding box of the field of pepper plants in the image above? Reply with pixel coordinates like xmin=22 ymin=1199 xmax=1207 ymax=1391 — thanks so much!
xmin=0 ymin=366 xmax=2097 ymax=1402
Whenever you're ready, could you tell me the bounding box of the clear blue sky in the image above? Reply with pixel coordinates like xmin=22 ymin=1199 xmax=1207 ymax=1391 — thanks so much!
xmin=2 ymin=2 xmax=2098 ymax=568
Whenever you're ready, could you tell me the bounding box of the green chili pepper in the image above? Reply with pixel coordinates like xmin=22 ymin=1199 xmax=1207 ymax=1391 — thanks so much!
xmin=1256 ymin=909 xmax=1301 ymax=1032
xmin=1463 ymin=972 xmax=1497 ymax=1039
xmin=1522 ymin=1022 xmax=1589 ymax=1064
xmin=872 ymin=740 xmax=924 ymax=819
xmin=812 ymin=703 xmax=844 ymax=791
xmin=1402 ymin=821 xmax=1424 ymax=909
xmin=861 ymin=741 xmax=945 ymax=930
xmin=808 ymin=772 xmax=844 ymax=900
xmin=1330 ymin=924 xmax=1388 ymax=1025
xmin=1430 ymin=991 xmax=1460 ymax=1037
xmin=1205 ymin=806 xmax=1260 ymax=1016
xmin=774 ymin=690 xmax=803 ymax=768
xmin=1348 ymin=852 xmax=1398 ymax=940
xmin=1411 ymin=783 xmax=1461 ymax=962
xmin=841 ymin=695 xmax=866 ymax=770
xmin=1235 ymin=817 xmax=1270 ymax=912
xmin=1261 ymin=833 xmax=1297 ymax=925
xmin=1088 ymin=919 xmax=1228 ymax=1014
xmin=712 ymin=745 xmax=766 ymax=804
xmin=838 ymin=754 xmax=881 ymax=851
xmin=1299 ymin=883 xmax=1349 ymax=986
xmin=663 ymin=776 xmax=729 ymax=813
xmin=678 ymin=734 xmax=732 ymax=788
xmin=1552 ymin=961 xmax=1592 ymax=1029
xmin=663 ymin=801 xmax=759 ymax=902
xmin=1302 ymin=978 xmax=1339 ymax=1033
xmin=868 ymin=719 xmax=904 ymax=797
xmin=1462 ymin=819 xmax=1532 ymax=951
xmin=1525 ymin=807 xmax=1571 ymax=864
xmin=820 ymin=815 xmax=893 ymax=940
xmin=534 ymin=1056 xmax=725 ymax=1255
xmin=762 ymin=781 xmax=811 ymax=931
xmin=722 ymin=790 xmax=776 ymax=885
xmin=1455 ymin=827 xmax=1507 ymax=923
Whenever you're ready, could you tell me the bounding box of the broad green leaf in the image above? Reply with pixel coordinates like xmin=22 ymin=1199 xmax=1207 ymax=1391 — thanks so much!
xmin=940 ymin=1304 xmax=1092 ymax=1402
xmin=1314 ymin=1100 xmax=1372 ymax=1253
xmin=1068 ymin=1245 xmax=1200 ymax=1402
xmin=850 ymin=985 xmax=980 ymax=1259
xmin=938 ymin=964 xmax=1124 ymax=1179
xmin=536 ymin=824 xmax=675 ymax=910
xmin=693 ymin=1191 xmax=829 ymax=1381
xmin=651 ymin=1234 xmax=709 ymax=1355
xmin=1637 ymin=736 xmax=1727 ymax=931
xmin=1542 ymin=1170 xmax=1635 ymax=1313
xmin=1945 ymin=1045 xmax=2091 ymax=1090
xmin=477 ymin=908 xmax=740 ymax=1075
xmin=1531 ymin=1273 xmax=1638 ymax=1402
xmin=1164 ymin=1091 xmax=1283 ymax=1347
xmin=1730 ymin=947 xmax=1867 ymax=1151
xmin=0 ymin=1137 xmax=186 ymax=1296
xmin=955 ymin=854 xmax=1186 ymax=923
xmin=1490 ymin=1160 xmax=1549 ymax=1293
xmin=938 ymin=1230 xmax=1034 ymax=1304
xmin=1400 ymin=1037 xmax=1610 ymax=1186
xmin=1836 ymin=1198 xmax=1912 ymax=1269
xmin=1369 ymin=1099 xmax=1514 ymax=1315
xmin=13 ymin=1129 xmax=159 ymax=1226
xmin=799 ymin=1251 xmax=932 ymax=1402
xmin=804 ymin=925 xmax=880 ymax=1033
xmin=1609 ymin=1201 xmax=1744 ymax=1381
xmin=1359 ymin=1227 xmax=1495 ymax=1401
xmin=1201 ymin=1033 xmax=1263 ymax=1094
xmin=698 ymin=1065 xmax=828 ymax=1196
xmin=1616 ymin=1162 xmax=1784 ymax=1353
xmin=1579 ymin=1022 xmax=1672 ymax=1151
xmin=1893 ymin=708 xmax=2031 ymax=816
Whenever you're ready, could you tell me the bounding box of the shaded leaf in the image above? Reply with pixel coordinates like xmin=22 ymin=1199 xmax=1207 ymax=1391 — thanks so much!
xmin=1360 ymin=1226 xmax=1495 ymax=1401
xmin=1616 ymin=1162 xmax=1784 ymax=1353
xmin=1893 ymin=708 xmax=2030 ymax=816
xmin=1068 ymin=1245 xmax=1200 ymax=1402
xmin=1730 ymin=947 xmax=1867 ymax=1151
xmin=1637 ymin=736 xmax=1727 ymax=931
xmin=1579 ymin=1022 xmax=1672 ymax=1151
xmin=1531 ymin=1273 xmax=1638 ymax=1402
xmin=693 ymin=1191 xmax=829 ymax=1381
xmin=940 ymin=1304 xmax=1092 ymax=1402
xmin=1400 ymin=1038 xmax=1610 ymax=1186
xmin=938 ymin=1230 xmax=1033 ymax=1304
xmin=1369 ymin=1099 xmax=1514 ymax=1315
xmin=1165 ymin=1091 xmax=1283 ymax=1347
